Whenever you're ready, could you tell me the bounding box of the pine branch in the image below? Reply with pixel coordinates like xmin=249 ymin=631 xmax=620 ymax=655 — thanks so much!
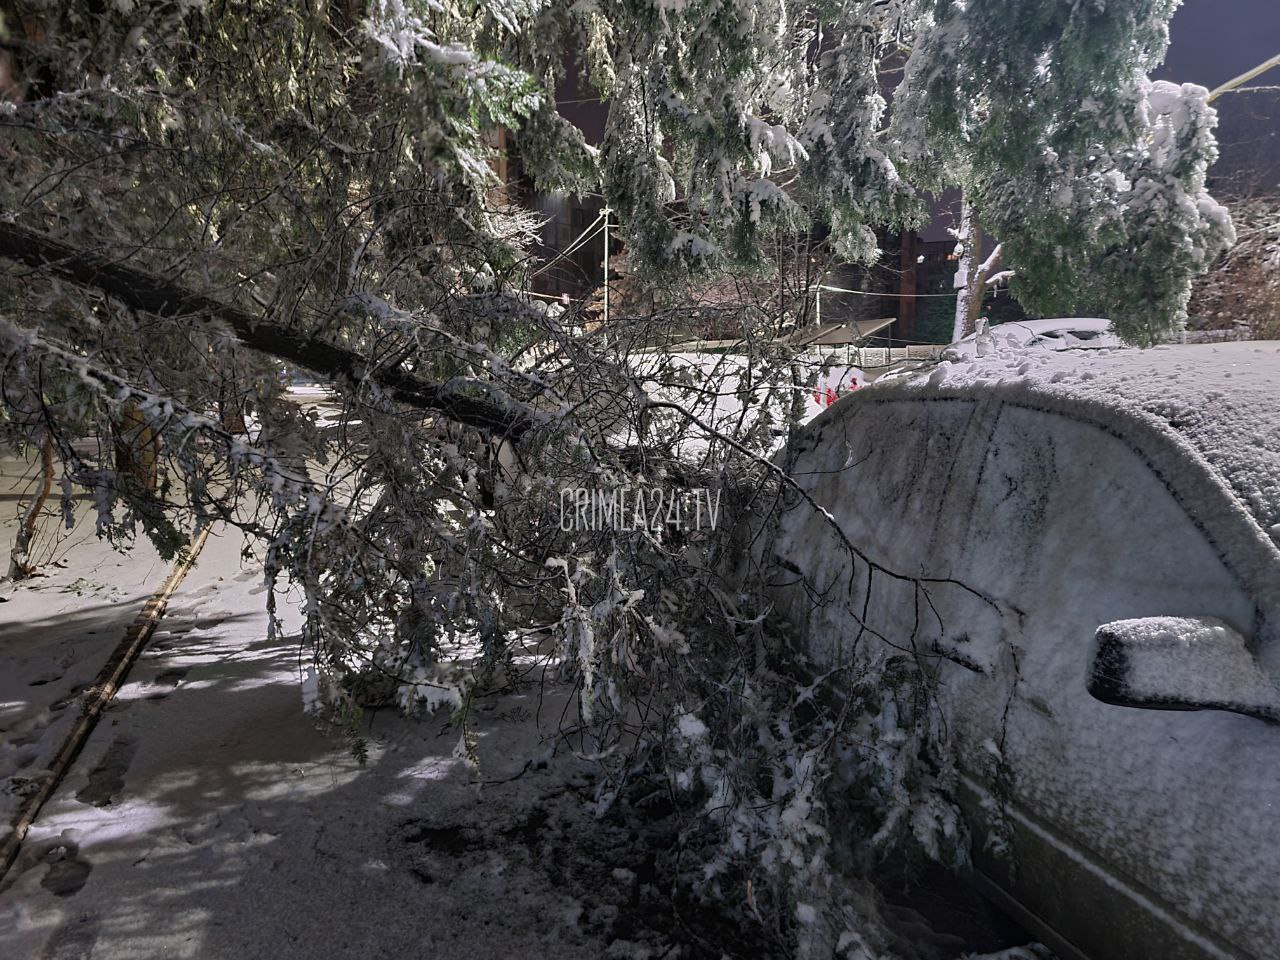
xmin=0 ymin=221 xmax=535 ymax=438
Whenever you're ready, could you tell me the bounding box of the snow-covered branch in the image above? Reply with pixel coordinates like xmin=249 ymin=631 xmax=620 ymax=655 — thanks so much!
xmin=0 ymin=222 xmax=536 ymax=439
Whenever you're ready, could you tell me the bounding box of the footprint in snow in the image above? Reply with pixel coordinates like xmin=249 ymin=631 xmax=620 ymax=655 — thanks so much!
xmin=36 ymin=834 xmax=93 ymax=898
xmin=144 ymin=667 xmax=190 ymax=701
xmin=38 ymin=912 xmax=102 ymax=959
xmin=75 ymin=735 xmax=138 ymax=807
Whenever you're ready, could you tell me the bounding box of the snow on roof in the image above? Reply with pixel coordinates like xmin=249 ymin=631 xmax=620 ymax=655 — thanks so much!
xmin=853 ymin=341 xmax=1280 ymax=613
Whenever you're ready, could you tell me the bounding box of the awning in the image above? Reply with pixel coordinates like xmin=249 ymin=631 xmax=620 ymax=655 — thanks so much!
xmin=785 ymin=317 xmax=896 ymax=347
xmin=639 ymin=317 xmax=897 ymax=354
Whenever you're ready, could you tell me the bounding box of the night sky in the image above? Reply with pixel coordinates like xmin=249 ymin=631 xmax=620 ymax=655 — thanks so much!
xmin=1161 ymin=0 xmax=1279 ymax=89
xmin=1159 ymin=0 xmax=1279 ymax=192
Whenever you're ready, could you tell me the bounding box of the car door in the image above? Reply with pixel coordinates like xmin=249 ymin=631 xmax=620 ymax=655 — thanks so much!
xmin=943 ymin=401 xmax=1277 ymax=960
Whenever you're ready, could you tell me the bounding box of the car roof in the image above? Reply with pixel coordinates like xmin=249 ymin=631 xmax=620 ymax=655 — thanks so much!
xmin=994 ymin=317 xmax=1112 ymax=336
xmin=950 ymin=317 xmax=1114 ymax=345
xmin=845 ymin=342 xmax=1280 ymax=611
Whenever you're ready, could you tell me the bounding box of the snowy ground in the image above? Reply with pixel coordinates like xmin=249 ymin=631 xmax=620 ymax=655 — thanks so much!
xmin=0 ymin=522 xmax=699 ymax=959
xmin=0 ymin=456 xmax=173 ymax=839
xmin=1 ymin=447 xmax=1044 ymax=960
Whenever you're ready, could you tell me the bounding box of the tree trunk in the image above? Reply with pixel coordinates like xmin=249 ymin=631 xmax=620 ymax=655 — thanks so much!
xmin=952 ymin=199 xmax=1002 ymax=343
xmin=7 ymin=435 xmax=55 ymax=580
xmin=897 ymin=229 xmax=918 ymax=339
xmin=952 ymin=200 xmax=982 ymax=343
xmin=218 ymin=377 xmax=249 ymax=434
xmin=114 ymin=401 xmax=160 ymax=494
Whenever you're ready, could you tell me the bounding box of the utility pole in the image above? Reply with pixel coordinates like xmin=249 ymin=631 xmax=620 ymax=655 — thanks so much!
xmin=602 ymin=206 xmax=611 ymax=328
xmin=898 ymin=229 xmax=918 ymax=340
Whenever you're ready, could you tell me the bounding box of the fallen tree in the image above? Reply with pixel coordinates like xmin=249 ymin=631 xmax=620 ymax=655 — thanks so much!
xmin=0 ymin=221 xmax=534 ymax=438
xmin=0 ymin=1 xmax=1237 ymax=954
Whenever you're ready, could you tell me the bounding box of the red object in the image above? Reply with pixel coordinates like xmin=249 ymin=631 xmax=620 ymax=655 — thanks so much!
xmin=812 ymin=386 xmax=840 ymax=407
xmin=813 ymin=381 xmax=858 ymax=407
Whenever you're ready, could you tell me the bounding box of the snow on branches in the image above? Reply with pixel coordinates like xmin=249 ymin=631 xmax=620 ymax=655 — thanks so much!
xmin=891 ymin=0 xmax=1231 ymax=343
xmin=0 ymin=0 xmax=1237 ymax=954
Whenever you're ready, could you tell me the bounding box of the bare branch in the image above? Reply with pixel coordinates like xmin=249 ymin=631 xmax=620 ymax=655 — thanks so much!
xmin=1208 ymin=52 xmax=1280 ymax=102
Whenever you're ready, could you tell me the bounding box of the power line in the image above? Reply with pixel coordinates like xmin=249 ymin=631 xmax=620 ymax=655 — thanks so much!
xmin=530 ymin=211 xmax=606 ymax=278
xmin=818 ymin=283 xmax=962 ymax=298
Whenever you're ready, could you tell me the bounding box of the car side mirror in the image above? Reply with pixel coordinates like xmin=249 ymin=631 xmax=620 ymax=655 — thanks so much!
xmin=1087 ymin=617 xmax=1280 ymax=724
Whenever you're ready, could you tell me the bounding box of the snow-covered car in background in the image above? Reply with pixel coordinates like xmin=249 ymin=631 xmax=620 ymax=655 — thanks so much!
xmin=762 ymin=343 xmax=1280 ymax=960
xmin=942 ymin=317 xmax=1124 ymax=361
xmin=624 ymin=352 xmax=865 ymax=452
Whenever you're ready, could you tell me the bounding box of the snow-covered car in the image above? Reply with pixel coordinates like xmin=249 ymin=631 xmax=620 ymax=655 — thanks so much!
xmin=624 ymin=351 xmax=865 ymax=452
xmin=942 ymin=317 xmax=1123 ymax=361
xmin=762 ymin=343 xmax=1280 ymax=960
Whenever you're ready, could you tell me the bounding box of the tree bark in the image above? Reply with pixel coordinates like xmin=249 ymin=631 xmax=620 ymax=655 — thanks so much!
xmin=952 ymin=202 xmax=1002 ymax=343
xmin=0 ymin=222 xmax=534 ymax=438
xmin=114 ymin=401 xmax=160 ymax=494
xmin=952 ymin=201 xmax=982 ymax=343
xmin=897 ymin=229 xmax=918 ymax=339
xmin=7 ymin=434 xmax=54 ymax=580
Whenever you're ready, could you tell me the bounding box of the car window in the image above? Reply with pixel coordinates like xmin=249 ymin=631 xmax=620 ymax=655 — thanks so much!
xmin=763 ymin=397 xmax=989 ymax=665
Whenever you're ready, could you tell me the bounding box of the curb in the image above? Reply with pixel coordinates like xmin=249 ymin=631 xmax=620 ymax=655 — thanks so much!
xmin=0 ymin=525 xmax=211 ymax=883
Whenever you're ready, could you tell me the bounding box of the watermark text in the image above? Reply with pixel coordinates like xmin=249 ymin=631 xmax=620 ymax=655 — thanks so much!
xmin=559 ymin=487 xmax=722 ymax=533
